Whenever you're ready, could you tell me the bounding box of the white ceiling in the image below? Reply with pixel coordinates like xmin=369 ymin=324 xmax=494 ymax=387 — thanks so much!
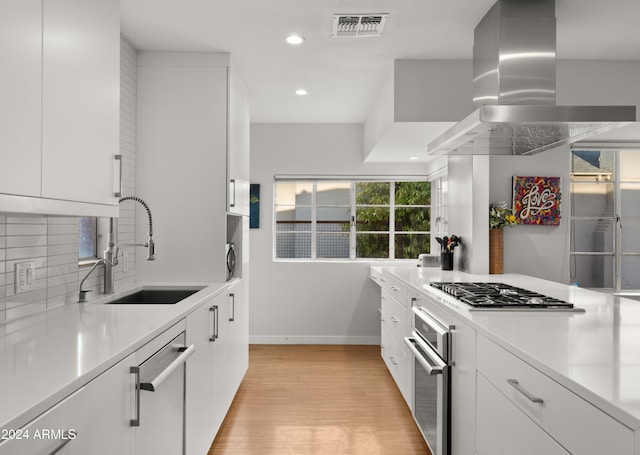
xmin=121 ymin=0 xmax=640 ymax=124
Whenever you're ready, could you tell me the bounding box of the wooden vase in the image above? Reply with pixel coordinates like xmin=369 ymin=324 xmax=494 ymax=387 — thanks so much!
xmin=489 ymin=228 xmax=504 ymax=274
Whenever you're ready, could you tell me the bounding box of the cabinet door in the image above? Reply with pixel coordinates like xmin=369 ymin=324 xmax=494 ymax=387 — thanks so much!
xmin=476 ymin=373 xmax=569 ymax=455
xmin=0 ymin=0 xmax=41 ymax=197
xmin=185 ymin=294 xmax=227 ymax=455
xmin=41 ymin=0 xmax=119 ymax=205
xmin=83 ymin=354 xmax=135 ymax=455
xmin=227 ymin=67 xmax=250 ymax=216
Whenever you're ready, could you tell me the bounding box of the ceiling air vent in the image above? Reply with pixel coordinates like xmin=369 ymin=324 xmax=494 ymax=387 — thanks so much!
xmin=331 ymin=14 xmax=388 ymax=38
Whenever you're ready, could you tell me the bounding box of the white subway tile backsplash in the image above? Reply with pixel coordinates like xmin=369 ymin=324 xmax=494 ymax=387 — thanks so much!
xmin=6 ymin=247 xmax=47 ymax=261
xmin=47 ymin=253 xmax=79 ymax=267
xmin=48 ymin=243 xmax=78 ymax=257
xmin=6 ymin=236 xmax=47 ymax=248
xmin=6 ymin=215 xmax=47 ymax=224
xmin=47 ymin=224 xmax=77 ymax=235
xmin=47 ymin=234 xmax=78 ymax=246
xmin=47 ymin=263 xmax=79 ymax=278
xmin=6 ymin=224 xmax=47 ymax=236
xmin=6 ymin=289 xmax=47 ymax=309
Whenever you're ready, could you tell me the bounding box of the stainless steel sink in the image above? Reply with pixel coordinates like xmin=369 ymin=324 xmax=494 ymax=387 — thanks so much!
xmin=106 ymin=288 xmax=203 ymax=305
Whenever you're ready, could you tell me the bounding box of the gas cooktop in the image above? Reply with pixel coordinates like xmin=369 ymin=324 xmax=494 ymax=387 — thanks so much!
xmin=430 ymin=282 xmax=580 ymax=311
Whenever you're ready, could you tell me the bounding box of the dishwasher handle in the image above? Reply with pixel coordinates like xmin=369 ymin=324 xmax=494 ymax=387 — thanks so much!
xmin=140 ymin=344 xmax=196 ymax=392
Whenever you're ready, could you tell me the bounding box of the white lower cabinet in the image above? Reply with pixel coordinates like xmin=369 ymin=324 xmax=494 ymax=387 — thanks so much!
xmin=186 ymin=280 xmax=248 ymax=455
xmin=477 ymin=372 xmax=569 ymax=455
xmin=380 ymin=287 xmax=412 ymax=407
xmin=477 ymin=335 xmax=634 ymax=455
xmin=0 ymin=353 xmax=135 ymax=455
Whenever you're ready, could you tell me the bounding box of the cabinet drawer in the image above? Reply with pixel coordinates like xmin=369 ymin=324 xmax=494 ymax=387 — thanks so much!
xmin=381 ymin=290 xmax=409 ymax=344
xmin=477 ymin=336 xmax=634 ymax=455
xmin=477 ymin=373 xmax=569 ymax=455
xmin=379 ymin=272 xmax=407 ymax=307
xmin=0 ymin=388 xmax=84 ymax=454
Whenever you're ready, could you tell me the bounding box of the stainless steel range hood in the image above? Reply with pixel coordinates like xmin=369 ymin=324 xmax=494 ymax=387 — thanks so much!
xmin=426 ymin=0 xmax=637 ymax=156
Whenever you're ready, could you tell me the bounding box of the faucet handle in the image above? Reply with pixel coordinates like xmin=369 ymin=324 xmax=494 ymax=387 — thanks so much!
xmin=78 ymin=289 xmax=92 ymax=303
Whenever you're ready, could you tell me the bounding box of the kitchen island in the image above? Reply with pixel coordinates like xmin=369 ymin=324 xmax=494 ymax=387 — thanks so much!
xmin=374 ymin=266 xmax=640 ymax=455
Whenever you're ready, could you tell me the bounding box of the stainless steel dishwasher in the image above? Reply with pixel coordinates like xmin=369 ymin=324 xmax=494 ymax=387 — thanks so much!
xmin=131 ymin=330 xmax=195 ymax=455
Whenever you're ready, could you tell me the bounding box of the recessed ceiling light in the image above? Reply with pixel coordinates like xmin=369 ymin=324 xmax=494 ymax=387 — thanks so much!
xmin=286 ymin=35 xmax=305 ymax=45
xmin=409 ymin=156 xmax=419 ymax=160
xmin=296 ymin=89 xmax=308 ymax=96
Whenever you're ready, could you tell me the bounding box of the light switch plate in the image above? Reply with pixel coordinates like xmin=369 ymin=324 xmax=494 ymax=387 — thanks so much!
xmin=15 ymin=262 xmax=36 ymax=294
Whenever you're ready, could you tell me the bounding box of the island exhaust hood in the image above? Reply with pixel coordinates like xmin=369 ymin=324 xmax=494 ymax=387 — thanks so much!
xmin=426 ymin=0 xmax=637 ymax=156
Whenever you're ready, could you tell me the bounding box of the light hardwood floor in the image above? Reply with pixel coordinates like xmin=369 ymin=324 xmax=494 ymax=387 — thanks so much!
xmin=207 ymin=344 xmax=430 ymax=455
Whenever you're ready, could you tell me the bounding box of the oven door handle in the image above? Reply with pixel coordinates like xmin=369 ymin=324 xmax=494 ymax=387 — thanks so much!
xmin=404 ymin=333 xmax=446 ymax=376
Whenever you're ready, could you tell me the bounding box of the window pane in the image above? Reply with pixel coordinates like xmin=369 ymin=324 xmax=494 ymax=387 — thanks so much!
xmin=621 ymin=220 xmax=640 ymax=253
xmin=356 ymin=207 xmax=389 ymax=232
xmin=621 ymin=183 xmax=640 ymax=217
xmin=572 ymin=150 xmax=615 ymax=175
xmin=78 ymin=217 xmax=97 ymax=259
xmin=570 ymin=183 xmax=614 ymax=217
xmin=395 ymin=207 xmax=430 ymax=231
xmin=276 ymin=232 xmax=311 ymax=258
xmin=356 ymin=182 xmax=389 ymax=205
xmin=275 ymin=182 xmax=312 ymax=206
xmin=317 ymin=207 xmax=349 ymax=223
xmin=276 ymin=207 xmax=311 ymax=229
xmin=317 ymin=182 xmax=350 ymax=205
xmin=621 ymin=256 xmax=640 ymax=289
xmin=395 ymin=181 xmax=430 ymax=205
xmin=571 ymin=220 xmax=614 ymax=252
xmin=395 ymin=233 xmax=430 ymax=259
xmin=356 ymin=234 xmax=389 ymax=258
xmin=620 ymin=151 xmax=640 ymax=182
xmin=317 ymin=233 xmax=350 ymax=258
xmin=571 ymin=255 xmax=614 ymax=288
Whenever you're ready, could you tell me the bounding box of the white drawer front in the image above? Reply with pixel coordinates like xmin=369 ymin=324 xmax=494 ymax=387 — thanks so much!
xmin=477 ymin=336 xmax=634 ymax=455
xmin=381 ymin=290 xmax=409 ymax=345
xmin=380 ymin=272 xmax=408 ymax=307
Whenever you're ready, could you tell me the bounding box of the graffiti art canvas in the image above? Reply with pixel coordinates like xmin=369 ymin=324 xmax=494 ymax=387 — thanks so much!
xmin=512 ymin=176 xmax=561 ymax=225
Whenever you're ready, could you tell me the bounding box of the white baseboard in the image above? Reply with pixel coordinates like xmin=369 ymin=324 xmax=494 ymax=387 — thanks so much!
xmin=249 ymin=335 xmax=381 ymax=345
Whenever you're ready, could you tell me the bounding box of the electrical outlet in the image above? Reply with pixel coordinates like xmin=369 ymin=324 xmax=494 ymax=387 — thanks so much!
xmin=15 ymin=262 xmax=36 ymax=294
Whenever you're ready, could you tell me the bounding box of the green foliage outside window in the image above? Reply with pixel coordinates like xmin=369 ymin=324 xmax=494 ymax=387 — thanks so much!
xmin=355 ymin=181 xmax=431 ymax=259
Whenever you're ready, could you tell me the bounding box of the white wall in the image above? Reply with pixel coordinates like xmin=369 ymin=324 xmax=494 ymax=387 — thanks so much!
xmin=489 ymin=148 xmax=572 ymax=283
xmin=250 ymin=123 xmax=424 ymax=344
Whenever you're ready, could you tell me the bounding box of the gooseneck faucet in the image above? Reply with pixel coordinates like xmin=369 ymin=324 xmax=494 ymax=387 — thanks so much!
xmin=78 ymin=195 xmax=155 ymax=303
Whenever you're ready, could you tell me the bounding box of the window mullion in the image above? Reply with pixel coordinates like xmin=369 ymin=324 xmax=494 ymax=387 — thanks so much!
xmin=350 ymin=182 xmax=356 ymax=260
xmin=390 ymin=181 xmax=395 ymax=259
xmin=311 ymin=183 xmax=317 ymax=260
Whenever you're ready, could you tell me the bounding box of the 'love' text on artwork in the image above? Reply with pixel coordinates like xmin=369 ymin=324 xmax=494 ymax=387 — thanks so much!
xmin=520 ymin=184 xmax=556 ymax=220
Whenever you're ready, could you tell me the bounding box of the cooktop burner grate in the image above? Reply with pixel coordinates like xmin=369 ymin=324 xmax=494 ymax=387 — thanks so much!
xmin=430 ymin=282 xmax=574 ymax=310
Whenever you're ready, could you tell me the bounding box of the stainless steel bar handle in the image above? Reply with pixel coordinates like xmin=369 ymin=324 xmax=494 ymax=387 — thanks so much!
xmin=390 ymin=286 xmax=400 ymax=292
xmin=140 ymin=344 xmax=196 ymax=392
xmin=507 ymin=379 xmax=544 ymax=404
xmin=114 ymin=154 xmax=122 ymax=197
xmin=229 ymin=293 xmax=235 ymax=322
xmin=230 ymin=179 xmax=236 ymax=208
xmin=209 ymin=305 xmax=219 ymax=342
xmin=49 ymin=434 xmax=75 ymax=455
xmin=130 ymin=366 xmax=141 ymax=427
xmin=390 ymin=316 xmax=399 ymax=323
xmin=404 ymin=333 xmax=446 ymax=376
xmin=390 ymin=356 xmax=398 ymax=366
xmin=412 ymin=306 xmax=451 ymax=337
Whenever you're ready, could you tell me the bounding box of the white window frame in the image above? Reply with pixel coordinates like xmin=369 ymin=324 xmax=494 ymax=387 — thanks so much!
xmin=273 ymin=176 xmax=437 ymax=261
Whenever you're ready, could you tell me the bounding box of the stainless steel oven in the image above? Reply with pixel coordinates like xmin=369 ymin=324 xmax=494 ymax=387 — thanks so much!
xmin=404 ymin=306 xmax=452 ymax=455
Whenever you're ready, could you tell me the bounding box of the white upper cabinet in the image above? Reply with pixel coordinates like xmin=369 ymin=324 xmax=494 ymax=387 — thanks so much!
xmin=0 ymin=0 xmax=42 ymax=198
xmin=0 ymin=0 xmax=119 ymax=217
xmin=42 ymin=0 xmax=120 ymax=207
xmin=227 ymin=62 xmax=250 ymax=216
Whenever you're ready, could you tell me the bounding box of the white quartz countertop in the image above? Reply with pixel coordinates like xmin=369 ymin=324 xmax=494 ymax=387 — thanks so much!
xmin=0 ymin=281 xmax=229 ymax=432
xmin=378 ymin=266 xmax=640 ymax=430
